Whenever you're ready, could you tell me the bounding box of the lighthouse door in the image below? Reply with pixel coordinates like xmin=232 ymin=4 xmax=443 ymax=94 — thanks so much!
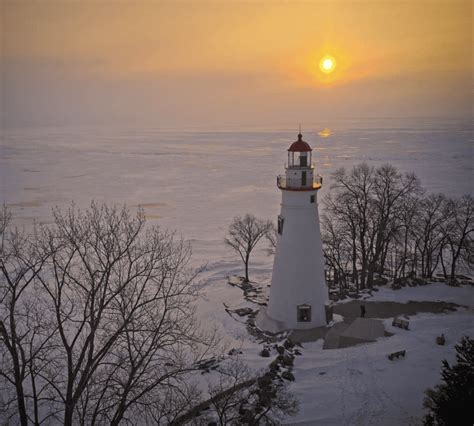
xmin=301 ymin=171 xmax=307 ymax=186
xmin=297 ymin=305 xmax=311 ymax=322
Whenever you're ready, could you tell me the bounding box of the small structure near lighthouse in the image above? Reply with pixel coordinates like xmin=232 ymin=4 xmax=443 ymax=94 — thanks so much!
xmin=257 ymin=133 xmax=329 ymax=332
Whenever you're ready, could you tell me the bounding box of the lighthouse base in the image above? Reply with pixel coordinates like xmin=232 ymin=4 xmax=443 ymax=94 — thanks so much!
xmin=255 ymin=309 xmax=288 ymax=333
xmin=256 ymin=306 xmax=332 ymax=333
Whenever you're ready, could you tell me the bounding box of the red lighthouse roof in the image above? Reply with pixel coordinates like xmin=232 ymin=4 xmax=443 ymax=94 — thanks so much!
xmin=288 ymin=133 xmax=312 ymax=152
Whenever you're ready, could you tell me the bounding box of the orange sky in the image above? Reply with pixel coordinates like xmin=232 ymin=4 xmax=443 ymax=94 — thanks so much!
xmin=2 ymin=1 xmax=472 ymax=127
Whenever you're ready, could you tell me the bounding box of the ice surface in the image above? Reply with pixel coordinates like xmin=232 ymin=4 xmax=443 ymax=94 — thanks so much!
xmin=2 ymin=118 xmax=472 ymax=238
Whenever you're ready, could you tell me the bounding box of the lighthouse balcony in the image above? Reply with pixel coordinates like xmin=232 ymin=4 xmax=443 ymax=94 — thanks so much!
xmin=277 ymin=175 xmax=322 ymax=191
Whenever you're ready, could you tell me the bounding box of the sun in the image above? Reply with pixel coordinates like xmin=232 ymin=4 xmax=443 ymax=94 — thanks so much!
xmin=319 ymin=55 xmax=336 ymax=74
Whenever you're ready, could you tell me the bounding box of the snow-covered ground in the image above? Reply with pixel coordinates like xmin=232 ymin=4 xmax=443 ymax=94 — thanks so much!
xmin=287 ymin=284 xmax=474 ymax=425
xmin=197 ymin=266 xmax=473 ymax=425
xmin=2 ymin=118 xmax=473 ymax=424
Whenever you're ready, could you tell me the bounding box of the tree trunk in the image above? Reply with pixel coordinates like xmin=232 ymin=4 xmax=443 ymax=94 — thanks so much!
xmin=30 ymin=362 xmax=40 ymax=426
xmin=367 ymin=264 xmax=374 ymax=288
xmin=111 ymin=402 xmax=127 ymax=426
xmin=64 ymin=403 xmax=75 ymax=426
xmin=439 ymin=247 xmax=448 ymax=280
xmin=351 ymin=237 xmax=358 ymax=291
xmin=14 ymin=377 xmax=28 ymax=426
xmin=244 ymin=254 xmax=250 ymax=282
xmin=401 ymin=230 xmax=409 ymax=278
xmin=7 ymin=306 xmax=29 ymax=426
xmin=449 ymin=252 xmax=457 ymax=284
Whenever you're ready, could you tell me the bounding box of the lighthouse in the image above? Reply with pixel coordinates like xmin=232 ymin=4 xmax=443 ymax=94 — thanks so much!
xmin=258 ymin=133 xmax=329 ymax=331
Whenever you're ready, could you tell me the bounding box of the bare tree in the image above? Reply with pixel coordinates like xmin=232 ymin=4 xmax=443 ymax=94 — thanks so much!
xmin=440 ymin=195 xmax=474 ymax=284
xmin=321 ymin=213 xmax=351 ymax=291
xmin=391 ymin=193 xmax=421 ymax=281
xmin=1 ymin=203 xmax=217 ymax=425
xmin=0 ymin=206 xmax=59 ymax=425
xmin=207 ymin=358 xmax=298 ymax=425
xmin=323 ymin=163 xmax=473 ymax=288
xmin=330 ymin=164 xmax=375 ymax=289
xmin=413 ymin=194 xmax=446 ymax=279
xmin=367 ymin=165 xmax=421 ymax=285
xmin=225 ymin=215 xmax=272 ymax=283
xmin=265 ymin=222 xmax=278 ymax=256
xmin=324 ymin=192 xmax=360 ymax=289
xmin=324 ymin=163 xmax=422 ymax=290
xmin=208 ymin=359 xmax=254 ymax=425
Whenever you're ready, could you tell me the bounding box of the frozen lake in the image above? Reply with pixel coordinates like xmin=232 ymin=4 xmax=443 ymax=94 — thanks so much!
xmin=2 ymin=119 xmax=472 ymax=244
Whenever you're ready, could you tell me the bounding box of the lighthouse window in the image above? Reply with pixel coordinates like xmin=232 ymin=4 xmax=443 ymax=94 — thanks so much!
xmin=277 ymin=216 xmax=284 ymax=235
xmin=310 ymin=195 xmax=315 ymax=204
xmin=297 ymin=305 xmax=312 ymax=322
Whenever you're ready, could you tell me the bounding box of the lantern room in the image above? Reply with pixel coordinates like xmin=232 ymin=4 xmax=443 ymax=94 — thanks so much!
xmin=287 ymin=133 xmax=312 ymax=168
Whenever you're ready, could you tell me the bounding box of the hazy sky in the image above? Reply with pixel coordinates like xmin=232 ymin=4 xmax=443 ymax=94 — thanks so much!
xmin=1 ymin=1 xmax=472 ymax=128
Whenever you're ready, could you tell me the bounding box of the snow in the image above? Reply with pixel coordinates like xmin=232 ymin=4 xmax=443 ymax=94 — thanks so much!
xmin=256 ymin=308 xmax=287 ymax=334
xmin=340 ymin=318 xmax=385 ymax=341
xmin=1 ymin=118 xmax=473 ymax=424
xmin=370 ymin=282 xmax=474 ymax=308
xmin=288 ymin=284 xmax=474 ymax=425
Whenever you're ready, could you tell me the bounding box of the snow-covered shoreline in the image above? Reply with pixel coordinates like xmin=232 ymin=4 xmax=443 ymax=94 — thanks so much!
xmin=203 ymin=274 xmax=473 ymax=425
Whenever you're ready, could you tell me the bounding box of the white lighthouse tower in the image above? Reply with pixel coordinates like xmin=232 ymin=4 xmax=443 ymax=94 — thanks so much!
xmin=259 ymin=133 xmax=329 ymax=331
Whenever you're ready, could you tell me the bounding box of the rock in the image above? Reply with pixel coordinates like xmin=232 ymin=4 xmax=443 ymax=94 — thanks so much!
xmin=197 ymin=358 xmax=216 ymax=369
xmin=257 ymin=375 xmax=272 ymax=388
xmin=260 ymin=348 xmax=270 ymax=357
xmin=282 ymin=371 xmax=295 ymax=381
xmin=294 ymin=349 xmax=302 ymax=356
xmin=284 ymin=339 xmax=295 ymax=349
xmin=282 ymin=355 xmax=294 ymax=367
xmin=276 ymin=345 xmax=285 ymax=355
xmin=234 ymin=307 xmax=254 ymax=316
xmin=269 ymin=360 xmax=280 ymax=372
xmin=267 ymin=369 xmax=278 ymax=379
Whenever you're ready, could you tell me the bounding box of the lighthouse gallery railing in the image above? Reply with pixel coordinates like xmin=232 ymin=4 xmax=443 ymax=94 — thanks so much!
xmin=277 ymin=175 xmax=322 ymax=190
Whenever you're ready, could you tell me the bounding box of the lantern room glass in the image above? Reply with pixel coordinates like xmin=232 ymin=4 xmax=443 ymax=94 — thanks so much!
xmin=288 ymin=151 xmax=311 ymax=168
